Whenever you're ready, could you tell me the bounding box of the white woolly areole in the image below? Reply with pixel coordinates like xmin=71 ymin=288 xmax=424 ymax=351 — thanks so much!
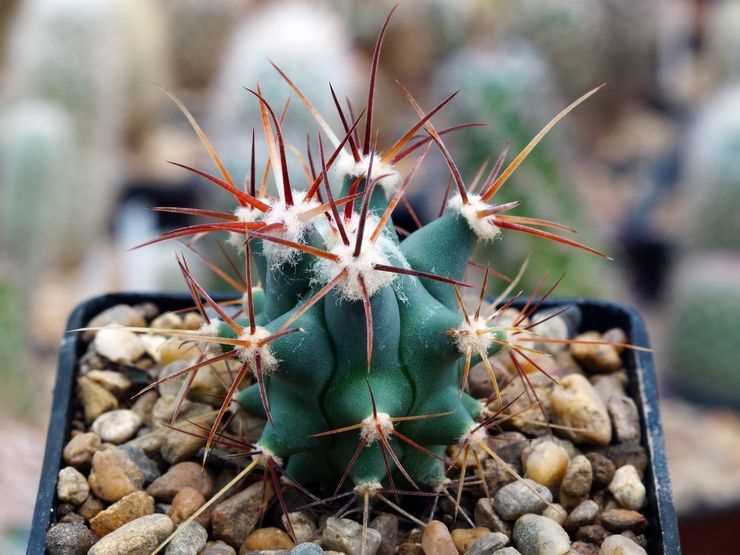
xmin=197 ymin=319 xmax=222 ymax=338
xmin=313 ymin=214 xmax=400 ymax=301
xmin=237 ymin=326 xmax=278 ymax=374
xmin=453 ymin=317 xmax=502 ymax=355
xmin=353 ymin=481 xmax=383 ymax=496
xmin=335 ymin=151 xmax=402 ymax=195
xmin=261 ymin=192 xmax=321 ymax=267
xmin=228 ymin=206 xmax=263 ymax=250
xmin=447 ymin=193 xmax=501 ymax=241
xmin=254 ymin=444 xmax=283 ymax=468
xmin=460 ymin=423 xmax=488 ymax=447
xmin=360 ymin=412 xmax=394 ymax=445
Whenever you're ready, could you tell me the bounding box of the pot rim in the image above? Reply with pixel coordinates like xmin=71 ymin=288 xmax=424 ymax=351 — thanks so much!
xmin=27 ymin=292 xmax=681 ymax=554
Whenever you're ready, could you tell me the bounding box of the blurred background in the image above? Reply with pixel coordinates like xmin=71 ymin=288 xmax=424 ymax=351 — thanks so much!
xmin=0 ymin=0 xmax=739 ymax=552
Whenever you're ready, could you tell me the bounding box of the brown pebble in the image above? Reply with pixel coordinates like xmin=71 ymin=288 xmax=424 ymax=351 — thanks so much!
xmin=398 ymin=543 xmax=424 ymax=555
xmin=599 ymin=509 xmax=647 ymax=532
xmin=63 ymin=432 xmax=102 ymax=467
xmin=422 ymin=521 xmax=457 ymax=555
xmin=88 ymin=446 xmax=145 ymax=502
xmin=59 ymin=513 xmax=86 ymax=524
xmin=146 ymin=462 xmax=214 ymax=502
xmin=89 ymin=490 xmax=155 ymax=536
xmin=570 ymin=332 xmax=621 ymax=373
xmin=585 ymin=453 xmax=615 ymax=489
xmin=78 ymin=377 xmax=118 ymax=423
xmin=79 ymin=496 xmax=105 ymax=521
xmin=211 ymin=481 xmax=273 ymax=548
xmin=450 ymin=527 xmax=490 ymax=554
xmin=575 ymin=524 xmax=609 ymax=545
xmin=568 ymin=540 xmax=599 ymax=555
xmin=169 ymin=486 xmax=206 ymax=525
xmin=202 ymin=540 xmax=238 ymax=555
xmin=240 ymin=527 xmax=294 ymax=553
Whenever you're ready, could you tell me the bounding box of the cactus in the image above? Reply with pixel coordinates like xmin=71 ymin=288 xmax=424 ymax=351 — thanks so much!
xmin=666 ymin=257 xmax=740 ymax=407
xmin=4 ymin=0 xmax=173 ymax=262
xmin=99 ymin=10 xmax=637 ymax=551
xmin=432 ymin=43 xmax=607 ymax=295
xmin=207 ymin=1 xmax=360 ymax=182
xmin=0 ymin=100 xmax=81 ymax=267
xmin=683 ymin=85 xmax=740 ymax=251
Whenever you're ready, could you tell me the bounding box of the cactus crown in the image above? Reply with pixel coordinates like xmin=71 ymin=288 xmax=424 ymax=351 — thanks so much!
xmin=102 ymin=8 xmax=637 ymax=550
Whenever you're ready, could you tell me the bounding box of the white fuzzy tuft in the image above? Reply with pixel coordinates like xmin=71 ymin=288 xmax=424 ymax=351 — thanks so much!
xmin=460 ymin=423 xmax=488 ymax=447
xmin=313 ymin=214 xmax=400 ymax=301
xmin=253 ymin=444 xmax=284 ymax=467
xmin=261 ymin=192 xmax=320 ymax=267
xmin=447 ymin=193 xmax=502 ymax=241
xmin=360 ymin=412 xmax=394 ymax=445
xmin=228 ymin=206 xmax=263 ymax=250
xmin=335 ymin=151 xmax=401 ymax=195
xmin=237 ymin=326 xmax=278 ymax=374
xmin=197 ymin=318 xmax=222 ymax=338
xmin=453 ymin=316 xmax=504 ymax=355
xmin=353 ymin=481 xmax=383 ymax=496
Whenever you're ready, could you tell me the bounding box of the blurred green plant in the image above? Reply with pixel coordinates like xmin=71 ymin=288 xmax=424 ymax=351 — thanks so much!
xmin=433 ymin=43 xmax=607 ymax=295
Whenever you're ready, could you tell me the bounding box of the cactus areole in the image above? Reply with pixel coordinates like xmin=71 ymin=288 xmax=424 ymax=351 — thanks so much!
xmin=138 ymin=8 xmax=609 ymax=498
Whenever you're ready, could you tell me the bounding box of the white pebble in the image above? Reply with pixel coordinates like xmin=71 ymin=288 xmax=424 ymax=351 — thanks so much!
xmin=608 ymin=465 xmax=646 ymax=510
xmin=94 ymin=325 xmax=146 ymax=364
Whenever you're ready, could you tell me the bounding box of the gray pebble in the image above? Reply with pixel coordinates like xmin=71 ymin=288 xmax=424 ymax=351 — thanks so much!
xmin=561 ymin=456 xmax=593 ymax=498
xmin=370 ymin=513 xmax=399 ymax=555
xmin=565 ymin=500 xmax=599 ymax=530
xmin=465 ymin=532 xmax=509 ymax=555
xmin=120 ymin=445 xmax=161 ymax=485
xmin=290 ymin=544 xmax=325 ymax=555
xmin=607 ymin=396 xmax=640 ymax=443
xmin=322 ymin=517 xmax=381 ymax=555
xmin=45 ymin=522 xmax=98 ymax=555
xmin=91 ymin=409 xmax=142 ymax=444
xmin=57 ymin=467 xmax=90 ymax=506
xmin=475 ymin=498 xmax=511 ymax=535
xmin=88 ymin=514 xmax=173 ymax=555
xmin=492 ymin=549 xmax=521 ymax=555
xmin=494 ymin=479 xmax=553 ymax=521
xmin=542 ymin=504 xmax=567 ymax=526
xmin=164 ymin=521 xmax=208 ymax=555
xmin=513 ymin=514 xmax=570 ymax=555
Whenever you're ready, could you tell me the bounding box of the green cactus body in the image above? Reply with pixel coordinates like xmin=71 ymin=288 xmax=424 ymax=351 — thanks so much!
xmin=223 ymin=195 xmax=507 ymax=489
xmin=685 ymin=85 xmax=740 ymax=250
xmin=0 ymin=101 xmax=80 ymax=266
xmin=666 ymin=258 xmax=740 ymax=407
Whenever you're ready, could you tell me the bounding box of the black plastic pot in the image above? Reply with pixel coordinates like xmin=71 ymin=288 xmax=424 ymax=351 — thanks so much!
xmin=28 ymin=293 xmax=681 ymax=554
